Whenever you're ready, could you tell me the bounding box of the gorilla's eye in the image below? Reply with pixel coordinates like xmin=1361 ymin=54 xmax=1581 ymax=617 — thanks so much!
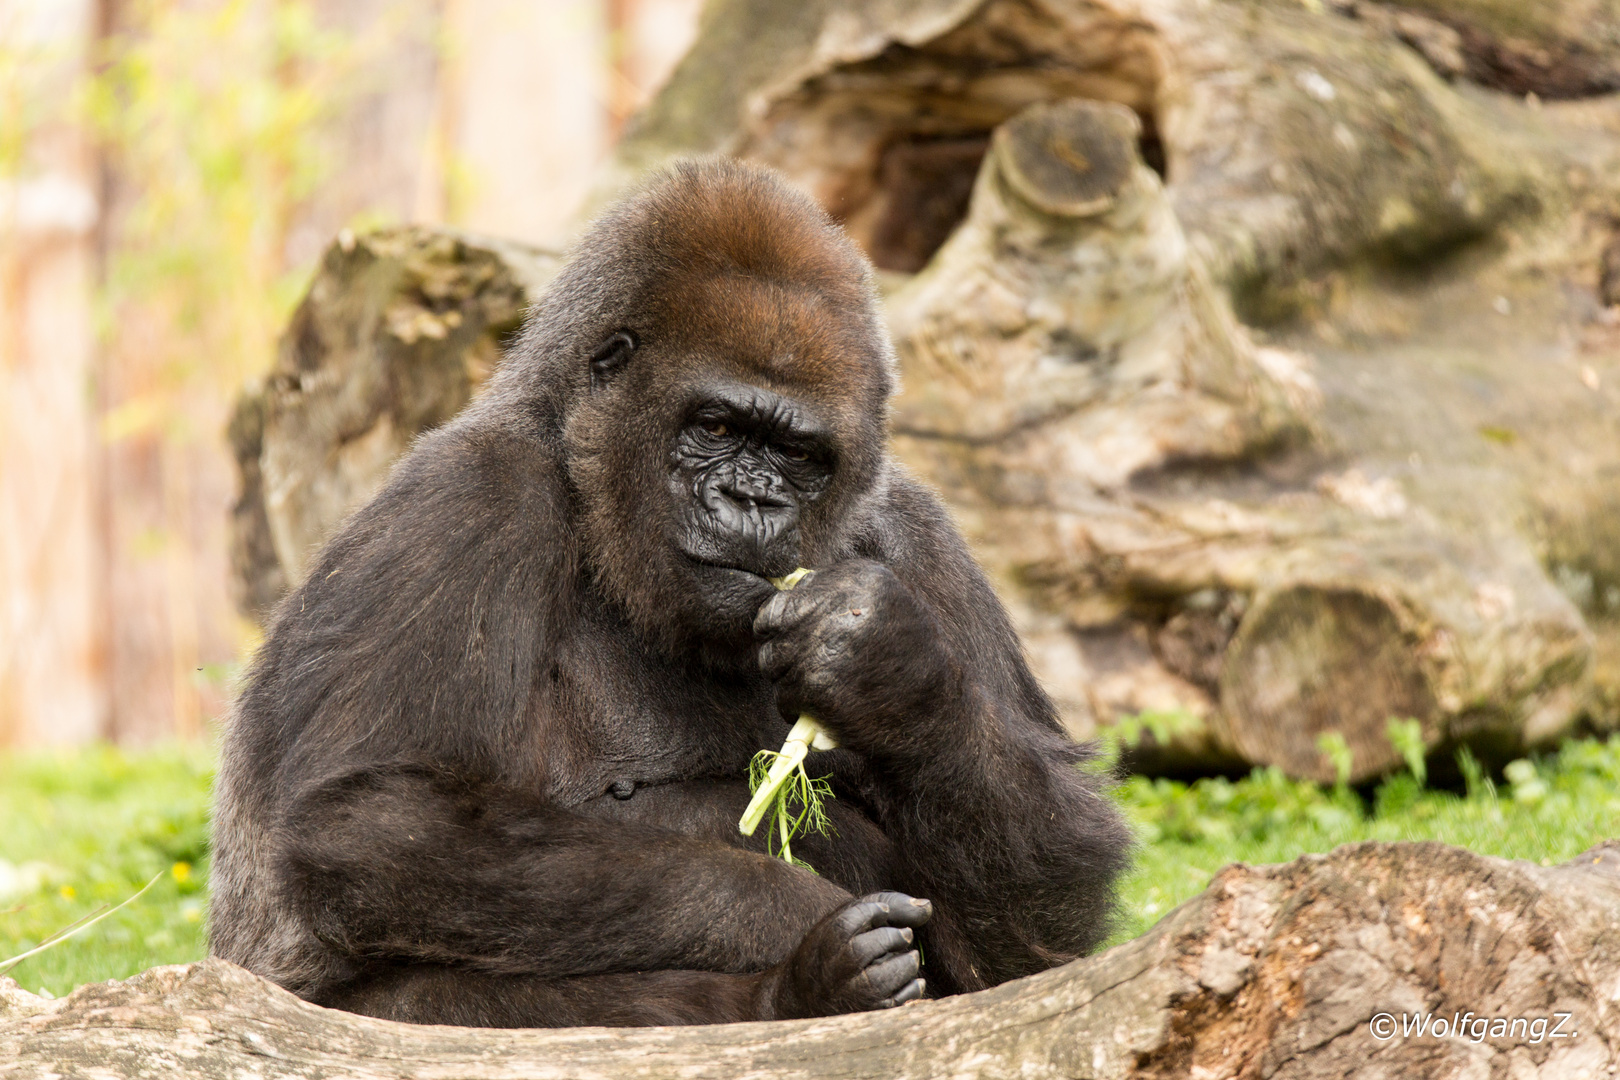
xmin=702 ymin=421 xmax=729 ymax=437
xmin=783 ymin=447 xmax=809 ymax=462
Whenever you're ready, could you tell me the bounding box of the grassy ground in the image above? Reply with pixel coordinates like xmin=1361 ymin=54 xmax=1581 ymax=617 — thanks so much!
xmin=2 ymin=735 xmax=1619 ymax=997
xmin=0 ymin=743 xmax=212 ymax=998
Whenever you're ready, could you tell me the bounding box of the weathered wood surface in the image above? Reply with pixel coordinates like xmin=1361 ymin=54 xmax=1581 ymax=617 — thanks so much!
xmin=229 ymin=0 xmax=1620 ymax=781
xmin=227 ymin=228 xmax=560 ymax=618
xmin=597 ymin=0 xmax=1620 ymax=779
xmin=3 ymin=841 xmax=1618 ymax=1079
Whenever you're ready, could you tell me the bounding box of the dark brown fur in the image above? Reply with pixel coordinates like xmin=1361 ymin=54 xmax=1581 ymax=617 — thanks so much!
xmin=209 ymin=160 xmax=1131 ymax=1027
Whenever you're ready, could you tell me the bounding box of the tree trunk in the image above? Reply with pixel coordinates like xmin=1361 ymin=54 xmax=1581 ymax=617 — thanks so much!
xmin=229 ymin=0 xmax=1620 ymax=782
xmin=4 ymin=841 xmax=1618 ymax=1078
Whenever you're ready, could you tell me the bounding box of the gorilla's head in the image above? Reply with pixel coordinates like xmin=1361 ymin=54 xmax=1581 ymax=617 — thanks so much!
xmin=501 ymin=160 xmax=896 ymax=653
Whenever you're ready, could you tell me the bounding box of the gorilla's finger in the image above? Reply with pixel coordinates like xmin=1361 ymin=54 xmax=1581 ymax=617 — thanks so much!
xmin=753 ymin=589 xmax=796 ymax=636
xmin=862 ymin=892 xmax=932 ymax=927
xmin=753 ymin=586 xmax=823 ymax=637
xmin=833 ymin=898 xmax=893 ymax=938
xmin=850 ymin=925 xmax=913 ymax=967
xmin=860 ymin=949 xmax=921 ymax=997
xmin=881 ymin=978 xmax=926 ymax=1008
xmin=757 ymin=641 xmax=790 ymax=680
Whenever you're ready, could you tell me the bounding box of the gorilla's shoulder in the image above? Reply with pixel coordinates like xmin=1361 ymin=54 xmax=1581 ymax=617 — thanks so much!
xmin=383 ymin=420 xmax=564 ymax=521
xmin=854 ymin=466 xmax=966 ymax=563
xmin=330 ymin=421 xmax=568 ymax=561
xmin=286 ymin=418 xmax=576 ymax=643
xmin=252 ymin=419 xmax=574 ymax=747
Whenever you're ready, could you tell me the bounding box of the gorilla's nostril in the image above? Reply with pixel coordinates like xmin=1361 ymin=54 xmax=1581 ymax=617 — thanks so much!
xmin=720 ymin=481 xmax=788 ymax=511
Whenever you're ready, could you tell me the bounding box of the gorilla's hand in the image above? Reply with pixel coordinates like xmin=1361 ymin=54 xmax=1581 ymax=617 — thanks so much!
xmin=754 ymin=560 xmax=958 ymax=759
xmin=764 ymin=892 xmax=930 ymax=1019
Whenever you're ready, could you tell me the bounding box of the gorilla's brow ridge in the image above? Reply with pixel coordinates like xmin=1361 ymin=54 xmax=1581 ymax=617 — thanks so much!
xmin=692 ymin=382 xmax=831 ymax=444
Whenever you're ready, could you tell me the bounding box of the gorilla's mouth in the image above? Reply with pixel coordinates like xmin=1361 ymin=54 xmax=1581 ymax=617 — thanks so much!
xmin=683 ymin=554 xmax=782 ymax=584
xmin=673 ymin=556 xmax=781 ymax=647
xmin=674 ymin=523 xmax=800 ymax=583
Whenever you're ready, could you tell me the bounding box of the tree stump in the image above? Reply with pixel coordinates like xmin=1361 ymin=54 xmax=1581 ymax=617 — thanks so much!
xmin=5 ymin=841 xmax=1618 ymax=1078
xmin=227 ymin=228 xmax=559 ymax=621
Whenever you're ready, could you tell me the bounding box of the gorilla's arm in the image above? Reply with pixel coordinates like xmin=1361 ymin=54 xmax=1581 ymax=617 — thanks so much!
xmin=758 ymin=475 xmax=1133 ymax=994
xmin=282 ymin=763 xmax=930 ymax=1023
xmin=281 ymin=761 xmax=853 ymax=980
xmin=317 ymin=899 xmax=929 ymax=1028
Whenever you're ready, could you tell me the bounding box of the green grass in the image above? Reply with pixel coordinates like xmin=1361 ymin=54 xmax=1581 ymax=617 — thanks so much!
xmin=0 ymin=743 xmax=212 ymax=998
xmin=2 ymin=736 xmax=1619 ymax=997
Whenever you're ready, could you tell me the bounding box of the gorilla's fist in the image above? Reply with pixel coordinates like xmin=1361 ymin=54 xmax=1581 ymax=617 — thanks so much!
xmin=753 ymin=560 xmax=959 ymax=761
xmin=764 ymin=892 xmax=930 ymax=1018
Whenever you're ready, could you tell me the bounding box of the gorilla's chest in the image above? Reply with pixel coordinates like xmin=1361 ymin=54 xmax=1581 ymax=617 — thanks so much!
xmin=535 ymin=630 xmax=787 ymax=806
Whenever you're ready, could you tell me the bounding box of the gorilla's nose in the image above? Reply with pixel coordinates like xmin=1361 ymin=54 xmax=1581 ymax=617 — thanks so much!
xmin=717 ymin=470 xmax=790 ymax=510
xmin=700 ymin=468 xmax=796 ymax=555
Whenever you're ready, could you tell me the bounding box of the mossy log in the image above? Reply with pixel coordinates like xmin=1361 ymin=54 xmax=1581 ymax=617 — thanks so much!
xmin=5 ymin=841 xmax=1619 ymax=1078
xmin=230 ymin=0 xmax=1620 ymax=782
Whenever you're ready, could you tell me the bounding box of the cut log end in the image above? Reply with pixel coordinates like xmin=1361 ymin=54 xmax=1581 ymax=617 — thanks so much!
xmin=993 ymin=99 xmax=1141 ymax=218
xmin=1219 ymin=585 xmax=1439 ymax=783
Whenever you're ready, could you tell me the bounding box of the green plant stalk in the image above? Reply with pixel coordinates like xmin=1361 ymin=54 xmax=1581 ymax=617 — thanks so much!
xmin=779 ymin=795 xmax=794 ymax=864
xmin=745 ymin=743 xmax=836 ymax=866
xmin=1385 ymin=717 xmax=1427 ymax=786
xmin=738 ymin=569 xmax=839 ymax=847
xmin=0 ymin=871 xmax=164 ymax=976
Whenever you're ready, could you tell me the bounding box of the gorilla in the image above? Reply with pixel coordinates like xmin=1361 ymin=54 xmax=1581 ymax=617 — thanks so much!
xmin=210 ymin=159 xmax=1132 ymax=1028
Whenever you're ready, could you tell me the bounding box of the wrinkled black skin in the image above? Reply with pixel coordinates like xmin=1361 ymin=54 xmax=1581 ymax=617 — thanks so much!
xmin=209 ymin=160 xmax=1132 ymax=1028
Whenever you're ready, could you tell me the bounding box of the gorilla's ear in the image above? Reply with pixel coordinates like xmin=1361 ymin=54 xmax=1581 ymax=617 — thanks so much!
xmin=589 ymin=331 xmax=638 ymax=390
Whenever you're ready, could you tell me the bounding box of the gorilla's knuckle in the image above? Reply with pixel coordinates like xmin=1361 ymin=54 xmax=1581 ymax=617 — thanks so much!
xmin=756 ymin=642 xmax=782 ymax=676
xmin=756 ymin=590 xmax=795 ymax=628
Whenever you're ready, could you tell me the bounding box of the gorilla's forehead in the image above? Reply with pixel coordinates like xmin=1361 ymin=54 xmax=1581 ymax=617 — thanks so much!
xmin=645 ymin=268 xmax=883 ymax=397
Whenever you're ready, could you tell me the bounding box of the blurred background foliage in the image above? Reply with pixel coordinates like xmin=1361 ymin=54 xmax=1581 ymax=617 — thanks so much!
xmin=87 ymin=0 xmax=349 ymax=423
xmin=0 ymin=0 xmax=700 ymax=747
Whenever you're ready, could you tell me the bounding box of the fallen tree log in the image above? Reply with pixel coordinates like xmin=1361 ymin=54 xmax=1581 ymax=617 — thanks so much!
xmin=3 ymin=840 xmax=1618 ymax=1078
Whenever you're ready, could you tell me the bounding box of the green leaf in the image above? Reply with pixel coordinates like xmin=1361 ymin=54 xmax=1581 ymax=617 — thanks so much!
xmin=747 ymin=749 xmax=835 ymax=871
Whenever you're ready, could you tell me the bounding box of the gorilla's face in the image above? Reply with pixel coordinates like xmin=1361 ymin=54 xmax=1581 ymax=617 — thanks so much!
xmin=564 ymin=313 xmax=870 ymax=655
xmin=666 ymin=379 xmax=835 ymax=636
xmin=550 ymin=163 xmax=893 ymax=658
